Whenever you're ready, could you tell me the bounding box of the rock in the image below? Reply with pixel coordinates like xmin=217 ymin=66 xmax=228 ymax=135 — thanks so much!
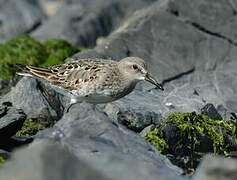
xmin=34 ymin=103 xmax=185 ymax=180
xmin=193 ymin=155 xmax=237 ymax=180
xmin=0 ymin=77 xmax=64 ymax=122
xmin=0 ymin=136 xmax=33 ymax=152
xmin=32 ymin=0 xmax=158 ymax=47
xmin=201 ymin=103 xmax=222 ymax=120
xmin=0 ymin=102 xmax=26 ymax=139
xmin=167 ymin=0 xmax=237 ymax=43
xmin=0 ymin=102 xmax=31 ymax=151
xmin=0 ymin=80 xmax=10 ymax=95
xmin=0 ymin=149 xmax=10 ymax=159
xmin=140 ymin=124 xmax=155 ymax=137
xmin=0 ymin=140 xmax=111 ymax=180
xmin=0 ymin=0 xmax=236 ymax=177
xmin=0 ymin=0 xmax=45 ymax=43
xmin=72 ymin=0 xmax=237 ymax=123
xmin=32 ymin=4 xmax=84 ymax=46
xmin=0 ymin=78 xmax=19 ymax=96
xmin=71 ymin=49 xmax=108 ymax=60
xmin=103 ymin=92 xmax=165 ymax=132
xmin=102 ymin=78 xmax=204 ymax=131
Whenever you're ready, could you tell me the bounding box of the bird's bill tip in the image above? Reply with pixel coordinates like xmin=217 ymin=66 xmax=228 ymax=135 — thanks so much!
xmin=145 ymin=73 xmax=164 ymax=91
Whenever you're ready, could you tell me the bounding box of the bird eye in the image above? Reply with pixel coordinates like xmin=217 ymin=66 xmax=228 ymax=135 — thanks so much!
xmin=132 ymin=64 xmax=138 ymax=70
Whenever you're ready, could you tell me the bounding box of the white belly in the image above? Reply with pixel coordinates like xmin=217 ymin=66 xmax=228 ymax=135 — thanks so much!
xmin=83 ymin=94 xmax=116 ymax=104
xmin=71 ymin=87 xmax=134 ymax=104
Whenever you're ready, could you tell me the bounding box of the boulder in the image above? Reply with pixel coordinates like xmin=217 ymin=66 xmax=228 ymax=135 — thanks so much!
xmin=35 ymin=103 xmax=185 ymax=180
xmin=0 ymin=102 xmax=32 ymax=151
xmin=32 ymin=0 xmax=158 ymax=47
xmin=0 ymin=102 xmax=26 ymax=139
xmin=0 ymin=140 xmax=111 ymax=180
xmin=71 ymin=0 xmax=237 ymax=129
xmin=0 ymin=77 xmax=65 ymax=122
xmin=201 ymin=103 xmax=222 ymax=120
xmin=0 ymin=0 xmax=45 ymax=43
xmin=0 ymin=103 xmax=186 ymax=180
xmin=193 ymin=155 xmax=237 ymax=180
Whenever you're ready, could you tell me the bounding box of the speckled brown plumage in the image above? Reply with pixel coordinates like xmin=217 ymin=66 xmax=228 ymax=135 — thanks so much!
xmin=16 ymin=57 xmax=164 ymax=110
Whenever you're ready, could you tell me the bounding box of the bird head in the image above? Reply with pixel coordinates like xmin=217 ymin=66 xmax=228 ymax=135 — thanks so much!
xmin=118 ymin=57 xmax=164 ymax=91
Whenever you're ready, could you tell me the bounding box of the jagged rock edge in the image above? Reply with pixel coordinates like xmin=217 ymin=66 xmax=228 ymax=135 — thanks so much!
xmin=167 ymin=9 xmax=237 ymax=47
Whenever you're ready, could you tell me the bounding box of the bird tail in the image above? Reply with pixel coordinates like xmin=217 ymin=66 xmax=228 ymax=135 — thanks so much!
xmin=15 ymin=64 xmax=52 ymax=80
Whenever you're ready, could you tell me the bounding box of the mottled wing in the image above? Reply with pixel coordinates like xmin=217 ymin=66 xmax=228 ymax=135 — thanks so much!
xmin=16 ymin=60 xmax=116 ymax=92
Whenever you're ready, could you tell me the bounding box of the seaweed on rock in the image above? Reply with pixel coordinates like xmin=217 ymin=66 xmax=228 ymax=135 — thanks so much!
xmin=145 ymin=112 xmax=237 ymax=172
xmin=16 ymin=119 xmax=51 ymax=137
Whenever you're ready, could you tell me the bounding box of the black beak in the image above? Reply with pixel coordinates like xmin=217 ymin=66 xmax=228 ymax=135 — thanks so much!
xmin=145 ymin=73 xmax=164 ymax=91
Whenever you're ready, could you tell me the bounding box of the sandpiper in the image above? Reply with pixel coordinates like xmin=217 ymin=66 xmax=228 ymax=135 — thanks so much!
xmin=16 ymin=57 xmax=164 ymax=112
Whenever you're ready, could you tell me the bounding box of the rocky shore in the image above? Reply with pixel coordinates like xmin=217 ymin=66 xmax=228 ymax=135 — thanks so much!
xmin=0 ymin=0 xmax=237 ymax=179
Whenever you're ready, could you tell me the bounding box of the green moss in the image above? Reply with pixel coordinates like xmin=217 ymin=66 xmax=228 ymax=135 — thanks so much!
xmin=0 ymin=35 xmax=82 ymax=79
xmin=145 ymin=128 xmax=169 ymax=153
xmin=41 ymin=39 xmax=79 ymax=67
xmin=16 ymin=119 xmax=51 ymax=137
xmin=0 ymin=35 xmax=47 ymax=79
xmin=0 ymin=156 xmax=6 ymax=166
xmin=166 ymin=112 xmax=236 ymax=154
xmin=146 ymin=112 xmax=237 ymax=156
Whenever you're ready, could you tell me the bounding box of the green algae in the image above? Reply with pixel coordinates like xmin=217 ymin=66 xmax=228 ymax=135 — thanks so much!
xmin=145 ymin=128 xmax=169 ymax=153
xmin=0 ymin=156 xmax=6 ymax=166
xmin=166 ymin=112 xmax=236 ymax=154
xmin=145 ymin=112 xmax=237 ymax=155
xmin=145 ymin=112 xmax=237 ymax=173
xmin=16 ymin=119 xmax=51 ymax=137
xmin=0 ymin=35 xmax=81 ymax=79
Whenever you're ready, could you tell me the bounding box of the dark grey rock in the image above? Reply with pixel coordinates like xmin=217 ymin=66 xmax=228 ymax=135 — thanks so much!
xmin=0 ymin=149 xmax=10 ymax=159
xmin=72 ymin=0 xmax=237 ymax=126
xmin=0 ymin=77 xmax=64 ymax=122
xmin=0 ymin=0 xmax=237 ymax=178
xmin=0 ymin=78 xmax=19 ymax=96
xmin=0 ymin=80 xmax=10 ymax=95
xmin=71 ymin=49 xmax=108 ymax=60
xmin=35 ymin=103 xmax=185 ymax=180
xmin=101 ymin=77 xmax=204 ymax=131
xmin=32 ymin=0 xmax=158 ymax=47
xmin=0 ymin=102 xmax=26 ymax=138
xmin=32 ymin=4 xmax=84 ymax=46
xmin=103 ymin=91 xmax=165 ymax=132
xmin=167 ymin=0 xmax=237 ymax=44
xmin=192 ymin=155 xmax=237 ymax=180
xmin=201 ymin=103 xmax=222 ymax=120
xmin=0 ymin=102 xmax=30 ymax=151
xmin=0 ymin=0 xmax=45 ymax=43
xmin=140 ymin=124 xmax=155 ymax=137
xmin=0 ymin=136 xmax=33 ymax=152
xmin=0 ymin=140 xmax=111 ymax=180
